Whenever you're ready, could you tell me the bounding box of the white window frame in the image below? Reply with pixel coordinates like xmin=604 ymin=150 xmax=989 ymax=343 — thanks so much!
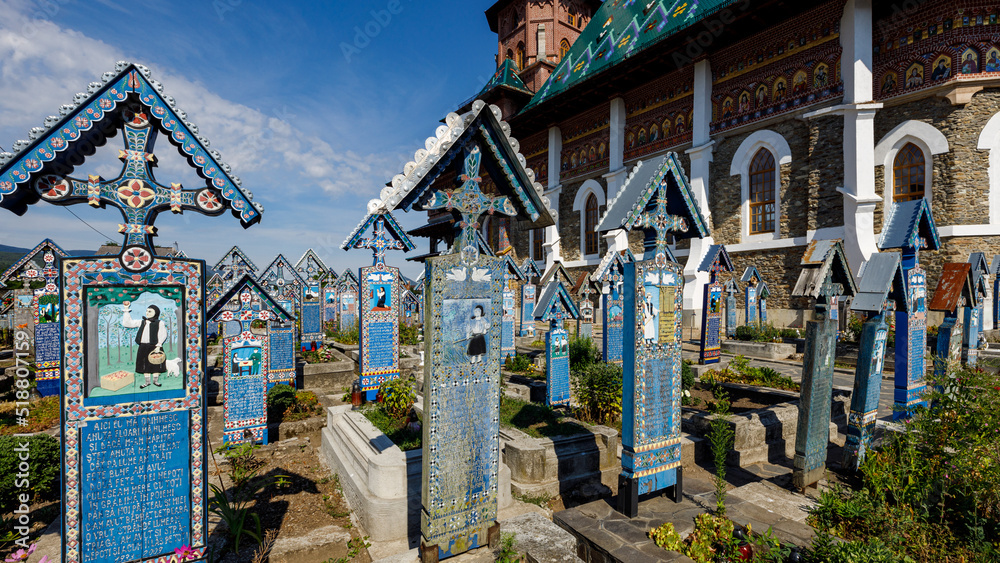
xmin=529 ymin=226 xmax=545 ymax=266
xmin=730 ymin=129 xmax=792 ymax=244
xmin=572 ymin=179 xmax=606 ymax=261
xmin=874 ymin=120 xmax=949 ymax=236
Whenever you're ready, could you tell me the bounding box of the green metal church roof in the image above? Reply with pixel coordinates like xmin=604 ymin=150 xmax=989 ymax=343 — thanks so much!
xmin=522 ymin=0 xmax=739 ymax=112
xmin=481 ymin=59 xmax=534 ymax=98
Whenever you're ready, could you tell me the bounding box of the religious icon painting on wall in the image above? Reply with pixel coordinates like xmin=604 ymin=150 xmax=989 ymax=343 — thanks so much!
xmin=814 ymin=63 xmax=829 ymax=88
xmin=599 ymin=142 xmax=607 ymax=158
xmin=930 ymin=55 xmax=951 ymax=81
xmin=638 ymin=128 xmax=647 ymax=144
xmin=960 ymin=48 xmax=979 ymax=74
xmin=906 ymin=62 xmax=924 ymax=88
xmin=985 ymin=49 xmax=1000 ymax=73
xmin=84 ymin=286 xmax=185 ymax=403
xmin=442 ymin=298 xmax=491 ymax=366
xmin=721 ymin=98 xmax=734 ymax=119
xmin=792 ymin=70 xmax=808 ymax=94
xmin=650 ymin=125 xmax=659 ymax=142
xmin=676 ymin=114 xmax=686 ymax=132
xmin=773 ymin=77 xmax=787 ymax=102
xmin=881 ymin=72 xmax=898 ymax=94
xmin=738 ymin=92 xmax=750 ymax=113
xmin=755 ymin=84 xmax=768 ymax=107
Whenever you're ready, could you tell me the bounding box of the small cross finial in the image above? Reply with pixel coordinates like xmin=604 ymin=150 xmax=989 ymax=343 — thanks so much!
xmin=354 ymin=216 xmax=406 ymax=269
xmin=637 ymin=180 xmax=688 ymax=269
xmin=425 ymin=147 xmax=516 ymax=266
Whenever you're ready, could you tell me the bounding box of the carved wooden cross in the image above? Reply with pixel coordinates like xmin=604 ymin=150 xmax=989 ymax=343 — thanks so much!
xmin=31 ymin=107 xmax=230 ymax=272
xmin=637 ymin=186 xmax=687 ymax=269
xmin=425 ymin=147 xmax=516 ymax=266
xmin=353 ymin=216 xmax=406 ymax=268
xmin=215 ymin=287 xmax=275 ymax=341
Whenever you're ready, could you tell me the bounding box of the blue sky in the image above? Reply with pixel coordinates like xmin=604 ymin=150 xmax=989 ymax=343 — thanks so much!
xmin=0 ymin=0 xmax=503 ymax=278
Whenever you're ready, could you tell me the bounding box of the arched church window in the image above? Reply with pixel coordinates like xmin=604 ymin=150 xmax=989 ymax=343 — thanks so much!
xmin=585 ymin=193 xmax=599 ymax=256
xmin=893 ymin=142 xmax=926 ymax=202
xmin=560 ymin=39 xmax=571 ymax=60
xmin=749 ymin=148 xmax=776 ymax=234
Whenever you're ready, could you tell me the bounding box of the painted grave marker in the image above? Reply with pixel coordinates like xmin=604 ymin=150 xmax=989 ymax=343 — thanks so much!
xmin=930 ymin=263 xmax=975 ymax=378
xmin=500 ymin=255 xmax=525 ymax=360
xmin=592 ymin=249 xmax=632 ymax=366
xmin=596 ymin=153 xmax=710 ymax=517
xmin=741 ymin=266 xmax=763 ymax=328
xmin=403 ymin=288 xmax=420 ymax=325
xmin=373 ymin=101 xmax=554 ymax=560
xmin=723 ymin=278 xmax=739 ymax=338
xmin=208 ymin=275 xmax=293 ymax=444
xmin=844 ymin=252 xmax=906 ymax=472
xmin=336 ymin=269 xmax=360 ymax=333
xmin=877 ymin=198 xmax=939 ymax=419
xmin=519 ymin=257 xmax=540 ymax=338
xmin=533 ymin=280 xmax=580 ymax=406
xmin=573 ymin=271 xmax=598 ymax=339
xmin=790 ymin=240 xmax=858 ymax=489
xmin=214 ymin=245 xmax=258 ymax=293
xmin=963 ymin=253 xmax=989 ymax=366
xmin=0 ymin=62 xmax=264 ymax=563
xmin=697 ymin=245 xmax=733 ymax=364
xmin=343 ymin=208 xmax=415 ymax=400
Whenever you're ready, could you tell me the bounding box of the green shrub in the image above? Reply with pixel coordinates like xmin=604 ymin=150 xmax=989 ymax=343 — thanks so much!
xmin=0 ymin=434 xmax=60 ymax=512
xmin=378 ymin=377 xmax=416 ymax=419
xmin=267 ymin=384 xmax=297 ymax=417
xmin=505 ymin=354 xmax=532 ymax=373
xmin=362 ymin=405 xmax=421 ymax=451
xmin=681 ymin=360 xmax=694 ymax=390
xmin=568 ymin=336 xmax=600 ymax=369
xmin=398 ymin=321 xmax=420 ymax=346
xmin=571 ymin=363 xmax=622 ymax=425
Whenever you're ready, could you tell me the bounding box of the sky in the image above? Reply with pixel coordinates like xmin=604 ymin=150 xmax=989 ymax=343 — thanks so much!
xmin=0 ymin=0 xmax=505 ymax=279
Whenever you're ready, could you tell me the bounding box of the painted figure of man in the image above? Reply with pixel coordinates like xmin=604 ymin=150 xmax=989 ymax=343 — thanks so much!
xmin=467 ymin=305 xmax=488 ymax=364
xmin=122 ymin=301 xmax=167 ymax=389
xmin=643 ymin=294 xmax=659 ymax=344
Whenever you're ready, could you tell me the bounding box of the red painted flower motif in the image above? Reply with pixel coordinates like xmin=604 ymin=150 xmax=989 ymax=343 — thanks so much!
xmin=117 ymin=180 xmax=156 ymax=208
xmin=197 ymin=189 xmax=222 ymax=211
xmin=36 ymin=175 xmax=70 ymax=200
xmin=122 ymin=248 xmax=151 ymax=271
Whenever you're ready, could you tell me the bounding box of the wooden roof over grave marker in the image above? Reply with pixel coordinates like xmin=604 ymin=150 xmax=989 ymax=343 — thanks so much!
xmin=295 ymin=249 xmax=330 ymax=281
xmin=740 ymin=265 xmax=763 ymax=285
xmin=520 ymin=257 xmax=541 ymax=281
xmin=929 ymin=263 xmax=975 ymax=312
xmin=501 ymin=254 xmax=526 ymax=282
xmin=968 ymin=252 xmax=989 ymax=278
xmin=990 ymin=255 xmax=1000 ymax=278
xmin=540 ymin=260 xmax=574 ymax=287
xmin=852 ymin=252 xmax=908 ymax=314
xmin=258 ymin=254 xmax=307 ymax=291
xmin=878 ymin=198 xmax=941 ymax=251
xmin=0 ymin=239 xmax=68 ymax=285
xmin=591 ymin=248 xmax=630 ymax=283
xmin=207 ymin=274 xmax=294 ymax=324
xmin=597 ymin=153 xmax=709 ymax=242
xmin=533 ymin=280 xmax=581 ymax=321
xmin=572 ymin=271 xmax=600 ymax=297
xmin=758 ymin=281 xmax=771 ymax=300
xmin=215 ymin=245 xmax=258 ymax=275
xmin=723 ymin=278 xmax=739 ymax=294
xmin=698 ymin=244 xmax=734 ymax=274
xmin=342 ymin=207 xmax=416 ymax=265
xmin=335 ymin=268 xmax=359 ymax=290
xmin=792 ymin=239 xmax=858 ymax=299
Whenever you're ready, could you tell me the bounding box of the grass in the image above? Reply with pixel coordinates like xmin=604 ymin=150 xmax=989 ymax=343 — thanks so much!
xmin=513 ymin=491 xmax=551 ymax=507
xmin=0 ymin=395 xmax=60 ymax=435
xmin=499 ymin=397 xmax=588 ymax=438
xmin=361 ymin=406 xmax=422 ymax=451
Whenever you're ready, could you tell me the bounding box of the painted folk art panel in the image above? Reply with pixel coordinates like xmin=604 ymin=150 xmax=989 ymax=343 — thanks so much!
xmin=699 ymin=282 xmax=723 ymax=364
xmin=421 ymin=253 xmax=502 ymax=559
xmin=546 ymin=328 xmax=570 ymax=406
xmin=519 ymin=283 xmax=535 ymax=337
xmin=843 ymin=313 xmax=889 ymax=472
xmin=339 ymin=290 xmax=358 ymax=332
xmin=62 ymin=257 xmax=206 ymax=563
xmin=269 ymin=323 xmax=296 ymax=388
xmin=359 ymin=266 xmax=402 ymax=400
xmin=501 ymin=286 xmax=516 ymax=361
xmin=223 ymin=338 xmax=268 ymax=444
xmin=602 ymin=281 xmax=625 ymax=366
xmin=621 ymin=260 xmax=683 ymax=512
xmin=894 ymin=267 xmax=927 ymax=419
xmin=324 ymin=287 xmax=338 ymax=325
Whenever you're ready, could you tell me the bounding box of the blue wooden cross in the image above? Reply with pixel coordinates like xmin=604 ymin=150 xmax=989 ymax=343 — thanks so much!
xmin=352 ymin=216 xmax=408 ymax=268
xmin=425 ymin=147 xmax=516 ymax=265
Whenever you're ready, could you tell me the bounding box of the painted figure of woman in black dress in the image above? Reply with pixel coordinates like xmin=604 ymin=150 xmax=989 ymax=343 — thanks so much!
xmin=467 ymin=305 xmax=488 ymax=364
xmin=122 ymin=302 xmax=167 ymax=389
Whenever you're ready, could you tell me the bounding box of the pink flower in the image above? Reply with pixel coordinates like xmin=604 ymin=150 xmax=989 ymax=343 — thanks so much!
xmin=174 ymin=545 xmax=197 ymax=561
xmin=5 ymin=544 xmax=36 ymax=562
xmin=38 ymin=557 xmax=51 ymax=563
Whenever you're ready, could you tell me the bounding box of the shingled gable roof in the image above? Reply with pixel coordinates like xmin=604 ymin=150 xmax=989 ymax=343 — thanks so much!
xmin=540 ymin=261 xmax=573 ymax=287
xmin=207 ymin=273 xmax=224 ymax=288
xmin=0 ymin=62 xmax=262 ymax=224
xmin=596 ymin=153 xmax=709 ymax=241
xmin=206 ymin=274 xmax=294 ymax=324
xmin=878 ymin=198 xmax=941 ymax=251
xmin=968 ymin=252 xmax=989 ymax=277
xmin=335 ymin=268 xmax=359 ymax=289
xmin=698 ymin=244 xmax=734 ymax=274
xmin=520 ymin=257 xmax=541 ymax=281
xmin=501 ymin=254 xmax=526 ymax=282
xmin=532 ymin=280 xmax=581 ymax=322
xmin=572 ymin=271 xmax=600 ymax=296
xmin=591 ymin=248 xmax=631 ymax=283
xmin=214 ymin=245 xmax=258 ymax=274
xmin=373 ymin=100 xmax=555 ymax=228
xmin=723 ymin=278 xmax=739 ymax=294
xmin=991 ymin=255 xmax=1000 ymax=278
xmin=521 ymin=0 xmax=740 ymax=113
xmin=477 ymin=59 xmax=533 ymax=98
xmin=929 ymin=263 xmax=975 ymax=312
xmin=791 ymin=239 xmax=858 ymax=299
xmin=852 ymin=252 xmax=907 ymax=314
xmin=341 ymin=206 xmax=416 ymax=254
xmin=257 ymin=254 xmax=307 ymax=289
xmin=740 ymin=265 xmax=762 ymax=284
xmin=0 ymin=238 xmax=68 ymax=284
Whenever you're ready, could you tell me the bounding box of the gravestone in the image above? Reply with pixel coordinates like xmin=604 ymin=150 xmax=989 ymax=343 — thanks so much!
xmin=0 ymin=239 xmax=69 ymax=397
xmin=321 ymin=268 xmax=340 ymax=325
xmin=208 ymin=275 xmax=293 ymax=444
xmin=877 ymin=198 xmax=939 ymax=419
xmin=259 ymin=254 xmax=316 ymax=349
xmin=372 ymin=101 xmax=555 ymax=561
xmin=519 ymin=257 xmax=541 ymax=338
xmin=343 ymin=208 xmax=415 ymax=400
xmin=963 ymin=253 xmax=989 ymax=366
xmin=992 ymin=255 xmax=1000 ymax=329
xmin=335 ymin=268 xmax=360 ymax=332
xmin=403 ymin=289 xmax=420 ymax=325
xmin=790 ymin=240 xmax=858 ymax=490
xmin=500 ymin=255 xmax=525 ymax=360
xmin=596 ymin=153 xmax=710 ymax=517
xmin=0 ymin=62 xmax=263 ymax=563
xmin=723 ymin=278 xmax=739 ymax=338
xmin=697 ymin=245 xmax=733 ymax=364
xmin=533 ymin=280 xmax=581 ymax=407
xmin=844 ymin=253 xmax=906 ymax=472
xmin=741 ymin=266 xmax=763 ymax=328
xmin=758 ymin=281 xmax=770 ymax=326
xmin=592 ymin=249 xmax=633 ymax=366
xmin=573 ymin=272 xmax=598 ymax=339
xmin=214 ymin=245 xmax=258 ymax=292
xmin=206 ymin=273 xmax=225 ymax=310
xmin=930 ymin=263 xmax=975 ymax=379
xmin=268 ymin=322 xmax=296 ymax=388
xmin=297 ymin=249 xmax=329 ymax=351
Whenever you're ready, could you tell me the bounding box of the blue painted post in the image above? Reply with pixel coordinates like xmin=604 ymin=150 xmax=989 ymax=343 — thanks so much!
xmin=962 ymin=303 xmax=980 ymax=366
xmin=698 ymin=246 xmax=732 ymax=364
xmin=578 ymin=283 xmax=595 ymax=339
xmin=602 ymin=272 xmax=625 ymax=365
xmin=745 ymin=283 xmax=758 ymax=327
xmin=519 ymin=282 xmax=536 ymax=337
xmin=843 ymin=309 xmax=890 ymax=472
xmin=725 ymin=283 xmax=738 ymax=338
xmin=545 ymin=306 xmax=570 ymax=407
xmin=894 ymin=247 xmax=928 ymax=420
xmin=935 ymin=310 xmax=963 ymax=378
xmin=502 ymin=282 xmax=517 ymax=360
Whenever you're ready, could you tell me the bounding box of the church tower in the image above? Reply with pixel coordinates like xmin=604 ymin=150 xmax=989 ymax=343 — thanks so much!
xmin=485 ymin=0 xmax=600 ymax=93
